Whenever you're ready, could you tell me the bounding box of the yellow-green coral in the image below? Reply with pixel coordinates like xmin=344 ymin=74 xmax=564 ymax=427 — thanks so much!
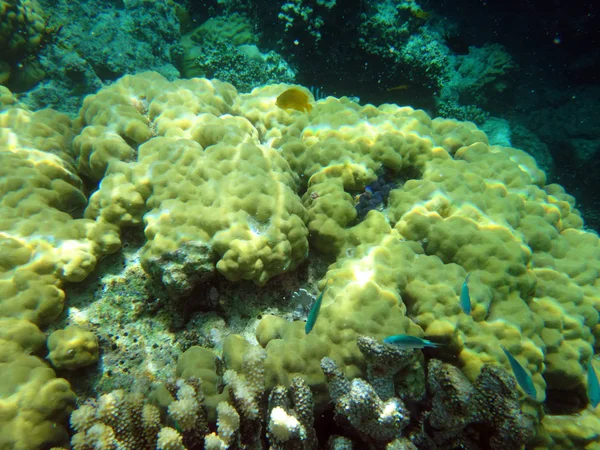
xmin=81 ymin=73 xmax=308 ymax=288
xmin=47 ymin=325 xmax=99 ymax=370
xmin=253 ymin=232 xmax=425 ymax=403
xmin=204 ymin=83 xmax=595 ymax=446
xmin=0 ymin=107 xmax=120 ymax=324
xmin=0 ymin=102 xmax=124 ymax=449
xmin=75 ymin=75 xmax=600 ymax=436
xmin=176 ymin=346 xmax=229 ymax=419
xmin=0 ymin=0 xmax=48 ymax=88
xmin=0 ymin=317 xmax=45 ymax=353
xmin=2 ymin=70 xmax=599 ymax=448
xmin=0 ymin=340 xmax=76 ymax=449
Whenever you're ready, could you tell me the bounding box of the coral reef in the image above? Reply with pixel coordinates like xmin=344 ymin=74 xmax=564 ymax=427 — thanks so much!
xmin=321 ymin=356 xmax=410 ymax=444
xmin=436 ymin=44 xmax=517 ymax=122
xmin=416 ymin=359 xmax=535 ymax=449
xmin=0 ymin=98 xmax=120 ymax=447
xmin=67 ymin=378 xmax=207 ymax=449
xmin=356 ymin=336 xmax=425 ymax=402
xmin=64 ymin=336 xmax=538 ymax=449
xmin=318 ymin=352 xmax=536 ymax=448
xmin=2 ymin=68 xmax=600 ymax=449
xmin=0 ymin=0 xmax=47 ymax=60
xmin=80 ymin=73 xmax=309 ymax=289
xmin=65 ymin=345 xmax=318 ymax=449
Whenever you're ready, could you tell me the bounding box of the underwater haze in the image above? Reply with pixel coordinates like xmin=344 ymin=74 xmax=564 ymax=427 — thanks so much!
xmin=0 ymin=0 xmax=599 ymax=449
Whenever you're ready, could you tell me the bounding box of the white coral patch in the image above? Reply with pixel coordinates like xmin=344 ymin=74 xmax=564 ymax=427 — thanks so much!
xmin=268 ymin=406 xmax=305 ymax=442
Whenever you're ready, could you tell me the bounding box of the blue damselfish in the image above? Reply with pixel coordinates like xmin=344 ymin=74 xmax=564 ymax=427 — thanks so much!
xmin=588 ymin=358 xmax=599 ymax=408
xmin=383 ymin=334 xmax=441 ymax=349
xmin=500 ymin=345 xmax=537 ymax=400
xmin=460 ymin=273 xmax=471 ymax=315
xmin=305 ymin=279 xmax=330 ymax=334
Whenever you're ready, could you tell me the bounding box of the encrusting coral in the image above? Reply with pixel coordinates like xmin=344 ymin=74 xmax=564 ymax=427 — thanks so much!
xmin=0 ymin=340 xmax=77 ymax=450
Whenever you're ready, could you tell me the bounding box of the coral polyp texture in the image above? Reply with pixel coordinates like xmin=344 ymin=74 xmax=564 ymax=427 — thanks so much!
xmin=1 ymin=71 xmax=600 ymax=448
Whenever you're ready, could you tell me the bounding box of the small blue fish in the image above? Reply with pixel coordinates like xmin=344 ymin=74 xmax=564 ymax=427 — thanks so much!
xmin=588 ymin=358 xmax=599 ymax=408
xmin=305 ymin=279 xmax=330 ymax=334
xmin=460 ymin=273 xmax=472 ymax=315
xmin=500 ymin=345 xmax=537 ymax=400
xmin=383 ymin=334 xmax=441 ymax=349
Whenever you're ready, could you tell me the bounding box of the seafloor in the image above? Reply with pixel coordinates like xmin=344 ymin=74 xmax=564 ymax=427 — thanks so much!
xmin=0 ymin=1 xmax=599 ymax=449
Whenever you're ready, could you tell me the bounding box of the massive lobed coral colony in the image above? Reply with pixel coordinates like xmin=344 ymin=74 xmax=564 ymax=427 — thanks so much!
xmin=1 ymin=70 xmax=599 ymax=448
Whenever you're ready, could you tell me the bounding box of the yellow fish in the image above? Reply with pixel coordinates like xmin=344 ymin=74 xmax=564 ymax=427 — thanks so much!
xmin=276 ymin=88 xmax=313 ymax=112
